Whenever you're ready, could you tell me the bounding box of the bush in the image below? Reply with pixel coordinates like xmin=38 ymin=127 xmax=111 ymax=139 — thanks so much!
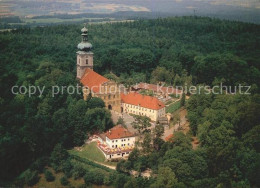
xmin=30 ymin=157 xmax=49 ymax=172
xmin=103 ymin=175 xmax=111 ymax=185
xmin=60 ymin=176 xmax=69 ymax=186
xmin=23 ymin=169 xmax=40 ymax=186
xmin=73 ymin=164 xmax=86 ymax=179
xmin=84 ymin=172 xmax=93 ymax=186
xmin=50 ymin=144 xmax=69 ymax=171
xmin=44 ymin=170 xmax=55 ymax=182
xmin=114 ymin=173 xmax=128 ymax=188
xmin=61 ymin=159 xmax=73 ymax=177
xmin=84 ymin=170 xmax=104 ymax=185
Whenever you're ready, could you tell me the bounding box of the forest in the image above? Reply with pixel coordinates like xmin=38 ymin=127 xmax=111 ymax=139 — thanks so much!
xmin=0 ymin=16 xmax=259 ymax=187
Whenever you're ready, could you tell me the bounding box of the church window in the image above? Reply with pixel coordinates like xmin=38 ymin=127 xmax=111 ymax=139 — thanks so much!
xmin=86 ymin=59 xmax=88 ymax=65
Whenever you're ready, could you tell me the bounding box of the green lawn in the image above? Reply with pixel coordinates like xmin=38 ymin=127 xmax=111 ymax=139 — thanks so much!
xmin=166 ymin=100 xmax=181 ymax=113
xmin=68 ymin=142 xmax=117 ymax=166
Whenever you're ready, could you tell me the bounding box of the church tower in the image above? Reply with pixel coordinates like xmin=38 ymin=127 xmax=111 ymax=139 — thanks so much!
xmin=77 ymin=26 xmax=93 ymax=79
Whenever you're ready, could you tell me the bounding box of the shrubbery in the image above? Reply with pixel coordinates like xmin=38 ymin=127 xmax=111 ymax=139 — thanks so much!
xmin=61 ymin=159 xmax=73 ymax=178
xmin=84 ymin=170 xmax=104 ymax=185
xmin=73 ymin=163 xmax=86 ymax=179
xmin=19 ymin=169 xmax=40 ymax=186
xmin=29 ymin=157 xmax=49 ymax=173
xmin=44 ymin=170 xmax=55 ymax=182
xmin=60 ymin=176 xmax=69 ymax=186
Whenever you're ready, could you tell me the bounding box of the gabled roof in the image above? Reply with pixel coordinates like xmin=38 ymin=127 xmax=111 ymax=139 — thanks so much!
xmin=105 ymin=125 xmax=134 ymax=140
xmin=80 ymin=68 xmax=109 ymax=93
xmin=121 ymin=92 xmax=165 ymax=110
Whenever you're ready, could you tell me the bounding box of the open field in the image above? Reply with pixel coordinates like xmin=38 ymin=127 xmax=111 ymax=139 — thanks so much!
xmin=68 ymin=142 xmax=117 ymax=167
xmin=3 ymin=18 xmax=133 ymax=28
xmin=21 ymin=17 xmax=113 ymax=24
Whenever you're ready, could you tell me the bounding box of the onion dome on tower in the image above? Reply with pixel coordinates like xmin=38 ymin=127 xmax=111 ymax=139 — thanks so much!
xmin=77 ymin=26 xmax=92 ymax=52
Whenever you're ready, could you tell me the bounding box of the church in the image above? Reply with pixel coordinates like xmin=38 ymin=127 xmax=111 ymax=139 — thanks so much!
xmin=76 ymin=26 xmax=121 ymax=113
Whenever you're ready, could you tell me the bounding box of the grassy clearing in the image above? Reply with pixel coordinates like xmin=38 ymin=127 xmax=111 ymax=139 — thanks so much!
xmin=166 ymin=100 xmax=181 ymax=113
xmin=68 ymin=142 xmax=117 ymax=166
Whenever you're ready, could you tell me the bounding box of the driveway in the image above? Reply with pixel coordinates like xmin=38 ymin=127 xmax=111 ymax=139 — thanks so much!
xmin=111 ymin=110 xmax=136 ymax=133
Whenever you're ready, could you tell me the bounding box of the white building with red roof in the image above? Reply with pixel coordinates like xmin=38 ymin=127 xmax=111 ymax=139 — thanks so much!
xmin=121 ymin=92 xmax=166 ymax=121
xmin=97 ymin=125 xmax=135 ymax=159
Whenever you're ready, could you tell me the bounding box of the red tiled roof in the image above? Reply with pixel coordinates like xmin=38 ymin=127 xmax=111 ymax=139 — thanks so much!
xmin=121 ymin=92 xmax=165 ymax=110
xmin=134 ymin=83 xmax=182 ymax=95
xmin=80 ymin=68 xmax=109 ymax=93
xmin=105 ymin=125 xmax=134 ymax=140
xmin=165 ymin=134 xmax=174 ymax=142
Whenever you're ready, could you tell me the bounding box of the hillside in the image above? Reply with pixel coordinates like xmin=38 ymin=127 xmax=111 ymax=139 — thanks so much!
xmin=0 ymin=17 xmax=259 ymax=187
